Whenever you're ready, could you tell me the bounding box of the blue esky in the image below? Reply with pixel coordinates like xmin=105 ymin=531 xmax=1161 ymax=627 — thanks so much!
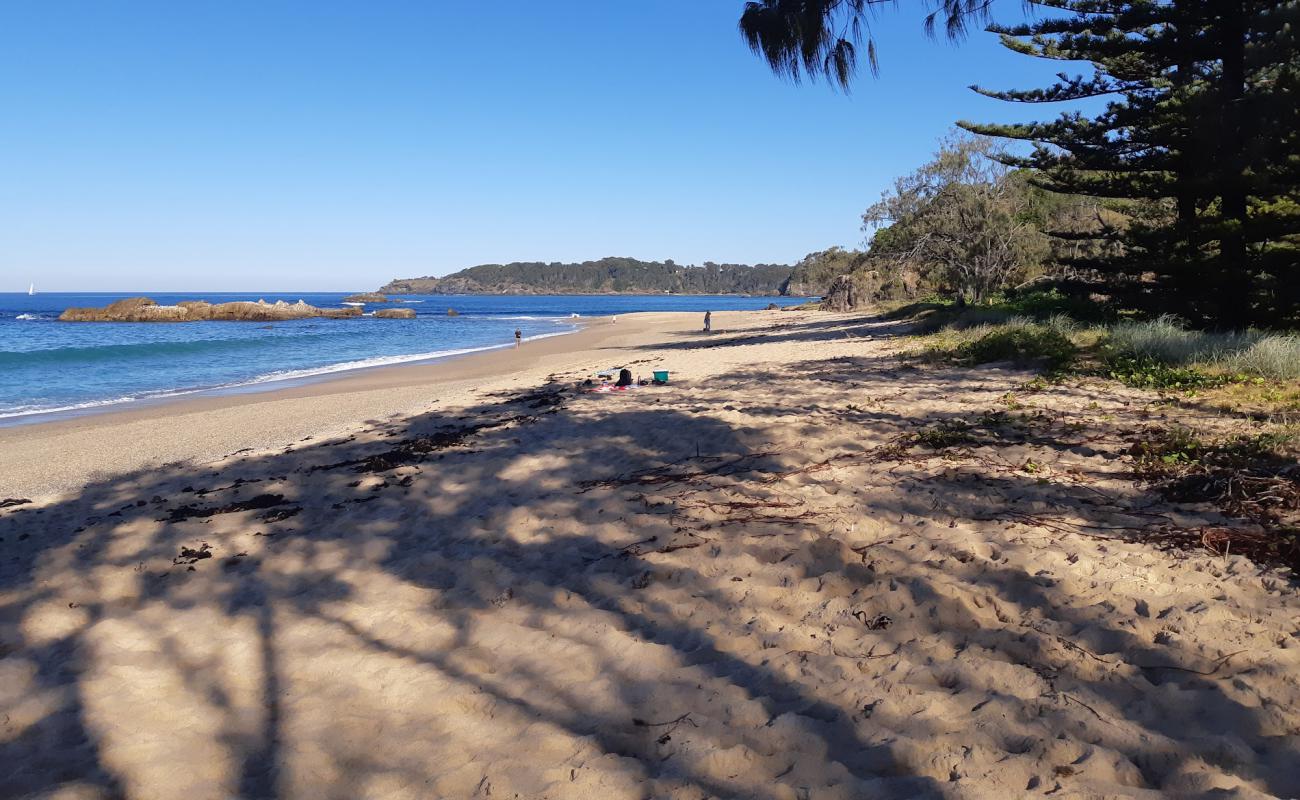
xmin=1 ymin=1 xmax=1085 ymax=291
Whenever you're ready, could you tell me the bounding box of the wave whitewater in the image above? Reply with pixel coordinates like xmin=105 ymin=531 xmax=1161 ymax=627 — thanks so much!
xmin=0 ymin=328 xmax=576 ymax=421
xmin=0 ymin=329 xmax=357 ymax=366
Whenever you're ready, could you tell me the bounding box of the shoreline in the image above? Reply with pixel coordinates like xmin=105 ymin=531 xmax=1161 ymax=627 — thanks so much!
xmin=0 ymin=325 xmax=584 ymax=429
xmin=0 ymin=310 xmax=702 ymax=498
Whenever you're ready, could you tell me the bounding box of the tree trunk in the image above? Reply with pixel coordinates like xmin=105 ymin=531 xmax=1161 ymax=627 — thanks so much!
xmin=1216 ymin=0 xmax=1251 ymax=328
xmin=1172 ymin=13 xmax=1203 ymax=318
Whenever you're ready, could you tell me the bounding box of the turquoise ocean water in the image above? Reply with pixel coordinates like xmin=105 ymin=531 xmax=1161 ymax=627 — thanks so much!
xmin=0 ymin=292 xmax=806 ymax=423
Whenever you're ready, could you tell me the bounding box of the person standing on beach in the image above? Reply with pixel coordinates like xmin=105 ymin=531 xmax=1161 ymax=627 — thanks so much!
xmin=514 ymin=328 xmax=522 ymax=347
xmin=703 ymin=311 xmax=712 ymax=333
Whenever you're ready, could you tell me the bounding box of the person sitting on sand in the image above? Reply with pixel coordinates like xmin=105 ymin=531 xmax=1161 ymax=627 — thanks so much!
xmin=615 ymin=368 xmax=633 ymax=387
xmin=703 ymin=310 xmax=712 ymax=332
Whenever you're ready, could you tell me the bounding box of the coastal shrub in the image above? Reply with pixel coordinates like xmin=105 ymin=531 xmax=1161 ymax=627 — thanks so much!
xmin=1101 ymin=354 xmax=1230 ymax=391
xmin=988 ymin=288 xmax=1113 ymax=324
xmin=954 ymin=319 xmax=1077 ymax=368
xmin=890 ymin=289 xmax=1111 ymax=335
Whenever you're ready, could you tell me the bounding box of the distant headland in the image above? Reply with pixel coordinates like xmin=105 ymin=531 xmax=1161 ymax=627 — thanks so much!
xmin=378 ymin=257 xmax=802 ymax=296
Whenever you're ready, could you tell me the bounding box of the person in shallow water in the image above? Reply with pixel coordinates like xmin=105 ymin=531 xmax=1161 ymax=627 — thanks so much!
xmin=703 ymin=311 xmax=712 ymax=332
xmin=514 ymin=328 xmax=521 ymax=347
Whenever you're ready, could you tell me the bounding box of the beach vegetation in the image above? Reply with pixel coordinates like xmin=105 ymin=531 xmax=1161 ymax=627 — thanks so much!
xmin=901 ymin=302 xmax=1300 ymax=394
xmin=743 ymin=3 xmax=1300 ymax=330
xmin=1107 ymin=317 xmax=1300 ymax=381
xmin=1098 ymin=354 xmax=1228 ymax=392
xmin=909 ymin=315 xmax=1080 ymax=371
xmin=960 ymin=3 xmax=1300 ymax=329
xmin=911 ymin=419 xmax=975 ymax=450
xmin=861 ymin=133 xmax=1054 ymax=305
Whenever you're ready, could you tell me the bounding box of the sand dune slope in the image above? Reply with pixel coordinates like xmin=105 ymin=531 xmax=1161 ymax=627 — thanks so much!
xmin=2 ymin=311 xmax=1297 ymax=799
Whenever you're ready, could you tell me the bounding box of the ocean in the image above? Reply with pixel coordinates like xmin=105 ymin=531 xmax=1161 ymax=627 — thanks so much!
xmin=0 ymin=292 xmax=807 ymax=423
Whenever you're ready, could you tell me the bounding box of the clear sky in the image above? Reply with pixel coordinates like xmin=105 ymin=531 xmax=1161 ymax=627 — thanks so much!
xmin=1 ymin=0 xmax=1078 ymax=291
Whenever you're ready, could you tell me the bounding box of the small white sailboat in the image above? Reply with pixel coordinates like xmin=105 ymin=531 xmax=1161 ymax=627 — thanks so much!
xmin=28 ymin=283 xmax=35 ymax=295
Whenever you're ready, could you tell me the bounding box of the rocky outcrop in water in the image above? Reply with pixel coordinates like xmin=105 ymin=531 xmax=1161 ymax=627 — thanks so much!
xmin=343 ymin=292 xmax=389 ymax=303
xmin=59 ymin=297 xmax=366 ymax=322
xmin=374 ymin=308 xmax=416 ymax=319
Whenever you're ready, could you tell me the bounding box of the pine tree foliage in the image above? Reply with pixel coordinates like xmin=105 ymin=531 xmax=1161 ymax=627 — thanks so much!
xmin=737 ymin=0 xmax=1299 ymax=326
xmin=961 ymin=0 xmax=1300 ymax=326
xmin=738 ymin=0 xmax=1008 ymax=89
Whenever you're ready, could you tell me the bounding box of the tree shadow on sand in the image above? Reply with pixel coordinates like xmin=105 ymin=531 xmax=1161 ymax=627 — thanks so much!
xmin=620 ymin=312 xmax=916 ymax=352
xmin=1 ymin=350 xmax=1297 ymax=799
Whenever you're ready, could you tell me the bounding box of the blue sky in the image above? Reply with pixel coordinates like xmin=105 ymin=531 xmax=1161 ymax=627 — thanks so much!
xmin=1 ymin=1 xmax=1080 ymax=291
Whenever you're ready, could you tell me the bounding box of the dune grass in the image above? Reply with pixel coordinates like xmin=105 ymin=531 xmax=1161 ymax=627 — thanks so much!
xmin=882 ymin=288 xmax=1114 ymax=332
xmin=953 ymin=318 xmax=1078 ymax=368
xmin=910 ymin=314 xmax=1091 ymax=371
xmin=898 ymin=295 xmax=1300 ymax=389
xmin=1109 ymin=316 xmax=1300 ymax=380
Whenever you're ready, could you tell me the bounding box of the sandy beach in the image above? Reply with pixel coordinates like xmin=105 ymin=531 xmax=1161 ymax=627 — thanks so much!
xmin=2 ymin=308 xmax=1298 ymax=799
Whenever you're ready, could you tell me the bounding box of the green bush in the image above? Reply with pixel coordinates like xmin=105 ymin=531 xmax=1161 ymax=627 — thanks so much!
xmin=1100 ymin=353 xmax=1231 ymax=391
xmin=896 ymin=289 xmax=1111 ymax=334
xmin=956 ymin=323 xmax=1077 ymax=368
xmin=987 ymin=288 xmax=1113 ymax=324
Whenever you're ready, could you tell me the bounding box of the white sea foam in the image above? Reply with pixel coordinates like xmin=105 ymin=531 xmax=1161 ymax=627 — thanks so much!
xmin=15 ymin=313 xmax=45 ymax=320
xmin=0 ymin=327 xmax=578 ymax=423
xmin=251 ymin=344 xmax=508 ymax=382
xmin=0 ymin=396 xmax=146 ymax=420
xmin=481 ymin=315 xmax=569 ymax=322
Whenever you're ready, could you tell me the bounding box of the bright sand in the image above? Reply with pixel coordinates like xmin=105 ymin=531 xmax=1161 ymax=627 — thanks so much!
xmin=1 ymin=309 xmax=1297 ymax=799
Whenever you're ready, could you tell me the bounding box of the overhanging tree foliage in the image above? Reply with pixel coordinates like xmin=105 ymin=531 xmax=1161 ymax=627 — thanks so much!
xmin=865 ymin=136 xmax=1038 ymax=302
xmin=738 ymin=0 xmax=1012 ymax=89
xmin=862 ymin=132 xmax=1087 ymax=302
xmin=786 ymin=133 xmax=1107 ymax=304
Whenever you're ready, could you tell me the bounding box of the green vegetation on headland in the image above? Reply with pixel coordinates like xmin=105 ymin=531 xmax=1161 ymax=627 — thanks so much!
xmin=378 ymin=257 xmax=800 ymax=296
